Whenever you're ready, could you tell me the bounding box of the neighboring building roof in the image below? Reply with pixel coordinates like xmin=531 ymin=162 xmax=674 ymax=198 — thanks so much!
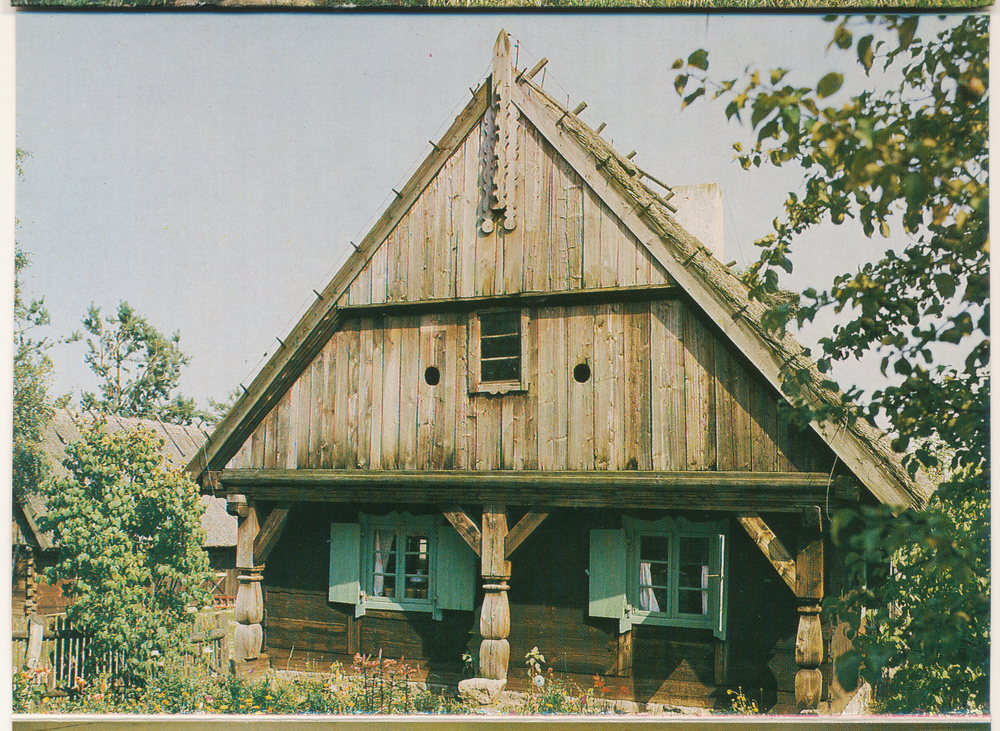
xmin=186 ymin=31 xmax=931 ymax=510
xmin=16 ymin=409 xmax=236 ymax=551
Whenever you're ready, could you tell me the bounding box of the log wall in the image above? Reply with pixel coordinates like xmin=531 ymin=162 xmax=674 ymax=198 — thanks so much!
xmin=227 ymin=300 xmax=829 ymax=474
xmin=261 ymin=504 xmax=822 ymax=711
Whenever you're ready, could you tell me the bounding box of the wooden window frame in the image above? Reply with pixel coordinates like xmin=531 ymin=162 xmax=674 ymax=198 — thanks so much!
xmin=623 ymin=516 xmax=728 ymax=639
xmin=468 ymin=309 xmax=529 ymax=394
xmin=360 ymin=512 xmax=438 ymax=615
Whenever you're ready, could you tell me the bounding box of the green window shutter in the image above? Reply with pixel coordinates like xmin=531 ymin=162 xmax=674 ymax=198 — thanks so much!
xmin=434 ymin=525 xmax=477 ymax=612
xmin=589 ymin=529 xmax=630 ymax=633
xmin=329 ymin=522 xmax=364 ymax=617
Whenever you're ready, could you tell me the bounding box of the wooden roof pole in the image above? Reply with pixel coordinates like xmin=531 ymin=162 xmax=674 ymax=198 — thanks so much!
xmin=479 ymin=503 xmax=510 ymax=682
xmin=231 ymin=497 xmax=267 ymax=674
xmin=795 ymin=506 xmax=825 ymax=711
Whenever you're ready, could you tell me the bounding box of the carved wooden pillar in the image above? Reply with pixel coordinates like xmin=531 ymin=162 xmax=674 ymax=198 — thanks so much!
xmin=24 ymin=546 xmax=37 ymax=616
xmin=795 ymin=506 xmax=824 ymax=711
xmin=229 ymin=495 xmax=267 ymax=673
xmin=479 ymin=504 xmax=510 ymax=681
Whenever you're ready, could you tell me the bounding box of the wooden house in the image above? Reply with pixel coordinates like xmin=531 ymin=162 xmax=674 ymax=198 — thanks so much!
xmin=13 ymin=409 xmax=238 ymax=620
xmin=186 ymin=33 xmax=930 ymax=713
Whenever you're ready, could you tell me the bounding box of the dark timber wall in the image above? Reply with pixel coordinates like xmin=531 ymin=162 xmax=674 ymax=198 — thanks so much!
xmin=262 ymin=504 xmax=824 ymax=711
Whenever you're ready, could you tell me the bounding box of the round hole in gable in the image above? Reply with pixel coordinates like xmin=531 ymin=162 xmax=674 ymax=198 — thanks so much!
xmin=573 ymin=363 xmax=591 ymax=383
xmin=424 ymin=366 xmax=441 ymax=386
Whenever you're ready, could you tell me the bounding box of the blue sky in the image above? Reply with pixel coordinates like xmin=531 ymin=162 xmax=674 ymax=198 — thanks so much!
xmin=14 ymin=13 xmax=967 ymax=415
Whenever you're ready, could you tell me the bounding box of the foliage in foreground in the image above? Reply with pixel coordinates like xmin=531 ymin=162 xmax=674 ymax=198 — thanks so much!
xmin=14 ymin=651 xmax=629 ymax=715
xmin=37 ymin=423 xmax=214 ymax=684
xmin=673 ymin=15 xmax=988 ymax=713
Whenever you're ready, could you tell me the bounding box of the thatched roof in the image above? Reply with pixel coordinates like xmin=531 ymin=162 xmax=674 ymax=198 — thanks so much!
xmin=16 ymin=409 xmax=236 ymax=551
xmin=186 ymin=31 xmax=930 ymax=511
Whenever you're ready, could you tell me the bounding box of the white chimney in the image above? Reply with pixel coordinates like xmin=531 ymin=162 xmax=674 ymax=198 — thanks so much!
xmin=670 ymin=183 xmax=725 ymax=261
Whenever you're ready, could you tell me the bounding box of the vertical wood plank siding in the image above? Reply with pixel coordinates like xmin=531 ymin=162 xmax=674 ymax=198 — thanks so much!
xmin=231 ymin=301 xmax=826 ymax=473
xmin=227 ymin=112 xmax=827 ymax=474
xmin=344 ymin=114 xmax=673 ymax=309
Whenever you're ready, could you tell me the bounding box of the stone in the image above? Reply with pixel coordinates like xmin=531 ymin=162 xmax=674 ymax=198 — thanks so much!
xmin=458 ymin=678 xmax=507 ymax=705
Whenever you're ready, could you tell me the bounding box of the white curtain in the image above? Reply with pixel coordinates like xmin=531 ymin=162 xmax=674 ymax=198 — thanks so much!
xmin=372 ymin=529 xmax=395 ymax=596
xmin=639 ymin=562 xmax=660 ymax=612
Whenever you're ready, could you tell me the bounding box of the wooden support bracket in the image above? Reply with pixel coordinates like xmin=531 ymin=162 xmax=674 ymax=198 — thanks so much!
xmin=442 ymin=506 xmax=482 ymax=556
xmin=253 ymin=504 xmax=292 ymax=565
xmin=505 ymin=509 xmax=549 ymax=558
xmin=737 ymin=512 xmax=797 ymax=593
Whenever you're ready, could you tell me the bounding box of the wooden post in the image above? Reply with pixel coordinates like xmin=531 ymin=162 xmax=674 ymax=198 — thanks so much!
xmin=24 ymin=546 xmax=37 ymax=617
xmin=229 ymin=496 xmax=268 ymax=674
xmin=795 ymin=506 xmax=824 ymax=711
xmin=479 ymin=504 xmax=510 ymax=681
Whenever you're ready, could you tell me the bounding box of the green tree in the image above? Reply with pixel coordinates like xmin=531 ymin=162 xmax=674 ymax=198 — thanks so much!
xmin=80 ymin=302 xmax=199 ymax=424
xmin=673 ymin=15 xmax=987 ymax=712
xmin=38 ymin=422 xmax=213 ymax=683
xmin=13 ymin=149 xmax=54 ymax=501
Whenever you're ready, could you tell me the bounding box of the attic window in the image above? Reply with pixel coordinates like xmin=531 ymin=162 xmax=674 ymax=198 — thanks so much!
xmin=469 ymin=310 xmax=528 ymax=394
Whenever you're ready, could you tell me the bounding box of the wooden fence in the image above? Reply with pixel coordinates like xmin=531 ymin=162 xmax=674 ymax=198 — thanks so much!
xmin=12 ymin=610 xmax=230 ymax=692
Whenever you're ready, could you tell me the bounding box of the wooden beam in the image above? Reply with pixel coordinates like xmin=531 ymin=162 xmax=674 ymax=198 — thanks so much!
xmin=796 ymin=506 xmax=824 ymax=601
xmin=481 ymin=504 xmax=509 ymax=579
xmin=185 ymin=81 xmax=492 ymax=481
xmin=442 ymin=505 xmax=482 ymax=556
xmin=253 ymin=504 xmax=292 ymax=565
xmin=337 ymin=283 xmax=680 ymax=319
xmin=505 ymin=509 xmax=549 ymax=558
xmin=737 ymin=512 xmax=796 ymax=593
xmin=221 ymin=469 xmax=850 ymax=512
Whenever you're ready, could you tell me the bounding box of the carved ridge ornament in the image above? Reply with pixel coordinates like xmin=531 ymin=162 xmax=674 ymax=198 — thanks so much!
xmin=481 ymin=30 xmax=518 ymax=234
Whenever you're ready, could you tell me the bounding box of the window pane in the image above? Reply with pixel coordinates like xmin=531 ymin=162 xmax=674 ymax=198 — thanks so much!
xmin=639 ymin=585 xmax=669 ymax=612
xmin=640 ymin=536 xmax=670 ymax=563
xmin=404 ymin=532 xmax=430 ymax=599
xmin=372 ymin=529 xmax=397 ymax=598
xmin=481 ymin=334 xmax=521 ymax=359
xmin=481 ymin=311 xmax=519 ymax=337
xmin=678 ymin=536 xmax=709 ymax=589
xmin=482 ymin=357 xmax=520 ymax=383
xmin=678 ymin=588 xmax=707 ymax=615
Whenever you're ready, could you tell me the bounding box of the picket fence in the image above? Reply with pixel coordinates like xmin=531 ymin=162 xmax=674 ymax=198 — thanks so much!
xmin=12 ymin=611 xmax=230 ymax=692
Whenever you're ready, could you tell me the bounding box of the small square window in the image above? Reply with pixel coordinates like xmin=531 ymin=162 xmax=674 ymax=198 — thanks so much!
xmin=469 ymin=310 xmax=528 ymax=394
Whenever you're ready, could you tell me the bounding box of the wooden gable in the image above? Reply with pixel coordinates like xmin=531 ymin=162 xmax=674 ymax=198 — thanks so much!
xmin=224 ymin=298 xmax=831 ymax=475
xmin=192 ymin=31 xmax=925 ymax=510
xmin=339 ymin=109 xmax=675 ymax=308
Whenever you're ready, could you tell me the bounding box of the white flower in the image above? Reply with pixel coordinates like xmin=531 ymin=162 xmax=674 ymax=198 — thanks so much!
xmin=202 ymin=646 xmax=213 ymax=654
xmin=150 ymin=650 xmax=160 ymax=657
xmin=533 ymin=675 xmax=545 ymax=688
